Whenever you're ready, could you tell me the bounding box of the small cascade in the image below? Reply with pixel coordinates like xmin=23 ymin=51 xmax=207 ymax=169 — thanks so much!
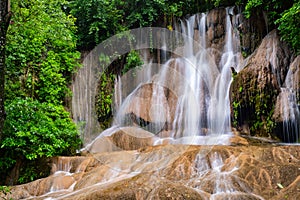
xmin=278 ymin=88 xmax=299 ymax=142
xmin=198 ymin=13 xmax=207 ymax=48
xmin=284 ymin=57 xmax=299 ymax=142
xmin=46 ymin=158 xmax=78 ymax=195
xmin=52 ymin=157 xmax=72 ymax=173
xmin=184 ymin=151 xmax=265 ymax=200
xmin=278 ymin=57 xmax=300 ymax=142
xmin=113 ymin=75 xmax=122 ymax=112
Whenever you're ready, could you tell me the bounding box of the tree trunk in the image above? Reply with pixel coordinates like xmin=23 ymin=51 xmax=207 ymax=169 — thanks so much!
xmin=5 ymin=156 xmax=23 ymax=185
xmin=0 ymin=0 xmax=11 ymax=141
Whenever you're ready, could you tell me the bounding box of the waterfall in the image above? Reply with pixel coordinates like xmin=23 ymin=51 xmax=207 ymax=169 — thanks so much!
xmin=73 ymin=8 xmax=245 ymax=147
xmin=279 ymin=88 xmax=300 ymax=142
xmin=199 ymin=13 xmax=207 ymax=48
xmin=108 ymin=9 xmax=243 ymax=145
xmin=279 ymin=57 xmax=300 ymax=142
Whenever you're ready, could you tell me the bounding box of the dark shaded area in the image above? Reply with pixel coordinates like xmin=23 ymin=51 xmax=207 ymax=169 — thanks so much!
xmin=0 ymin=0 xmax=11 ymax=142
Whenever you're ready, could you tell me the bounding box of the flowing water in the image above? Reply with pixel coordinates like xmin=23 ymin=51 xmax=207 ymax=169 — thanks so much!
xmin=279 ymin=64 xmax=300 ymax=142
xmin=8 ymin=8 xmax=299 ymax=200
xmin=66 ymin=7 xmax=299 ymax=199
xmin=109 ymin=8 xmax=242 ymax=146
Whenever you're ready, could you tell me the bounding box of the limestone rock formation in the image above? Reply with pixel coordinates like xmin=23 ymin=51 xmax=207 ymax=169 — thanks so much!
xmin=206 ymin=8 xmax=227 ymax=51
xmin=2 ymin=144 xmax=299 ymax=200
xmin=286 ymin=56 xmax=300 ymax=94
xmin=231 ymin=30 xmax=294 ymax=139
xmin=83 ymin=126 xmax=157 ymax=153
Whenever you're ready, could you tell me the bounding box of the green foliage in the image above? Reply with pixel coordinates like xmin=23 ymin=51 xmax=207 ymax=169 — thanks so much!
xmin=69 ymin=0 xmax=216 ymax=51
xmin=95 ymin=73 xmax=115 ymax=125
xmin=2 ymin=0 xmax=82 ymax=185
xmin=0 ymin=186 xmax=11 ymax=194
xmin=2 ymin=98 xmax=81 ymax=159
xmin=5 ymin=0 xmax=80 ymax=104
xmin=243 ymin=0 xmax=298 ymax=54
xmin=275 ymin=1 xmax=300 ymax=55
xmin=122 ymin=51 xmax=143 ymax=74
xmin=0 ymin=98 xmax=81 ymax=184
xmin=232 ymin=101 xmax=240 ymax=127
xmin=125 ymin=0 xmax=160 ymax=27
xmin=244 ymin=0 xmax=264 ymax=18
xmin=69 ymin=0 xmax=127 ymax=50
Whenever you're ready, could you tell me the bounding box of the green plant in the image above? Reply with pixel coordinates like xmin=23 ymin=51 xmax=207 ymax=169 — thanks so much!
xmin=232 ymin=101 xmax=240 ymax=127
xmin=243 ymin=0 xmax=298 ymax=54
xmin=0 ymin=98 xmax=81 ymax=184
xmin=122 ymin=50 xmax=143 ymax=74
xmin=5 ymin=0 xmax=80 ymax=105
xmin=95 ymin=72 xmax=115 ymax=124
xmin=2 ymin=98 xmax=81 ymax=158
xmin=275 ymin=1 xmax=300 ymax=54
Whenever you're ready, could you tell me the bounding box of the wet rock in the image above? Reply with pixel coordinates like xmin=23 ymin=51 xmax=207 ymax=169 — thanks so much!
xmin=286 ymin=56 xmax=300 ymax=93
xmin=231 ymin=30 xmax=293 ymax=139
xmin=229 ymin=135 xmax=249 ymax=146
xmin=2 ymin=145 xmax=300 ymax=200
xmin=84 ymin=126 xmax=157 ymax=153
xmin=237 ymin=11 xmax=268 ymax=56
xmin=206 ymin=8 xmax=226 ymax=51
xmin=119 ymin=83 xmax=178 ymax=134
xmin=108 ymin=126 xmax=156 ymax=150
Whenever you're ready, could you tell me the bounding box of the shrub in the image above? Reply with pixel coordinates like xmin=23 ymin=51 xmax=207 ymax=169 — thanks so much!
xmin=0 ymin=98 xmax=81 ymax=184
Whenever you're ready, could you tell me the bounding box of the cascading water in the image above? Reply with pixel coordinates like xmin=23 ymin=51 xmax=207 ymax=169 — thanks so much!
xmin=279 ymin=88 xmax=300 ymax=142
xmin=71 ymin=9 xmax=243 ymax=153
xmin=5 ymin=7 xmax=300 ymax=200
xmin=278 ymin=57 xmax=300 ymax=142
xmin=109 ymin=8 xmax=242 ymax=145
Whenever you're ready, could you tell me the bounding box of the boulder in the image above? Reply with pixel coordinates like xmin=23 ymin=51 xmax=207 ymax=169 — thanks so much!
xmin=231 ymin=30 xmax=293 ymax=139
xmin=84 ymin=126 xmax=157 ymax=153
xmin=118 ymin=83 xmax=178 ymax=134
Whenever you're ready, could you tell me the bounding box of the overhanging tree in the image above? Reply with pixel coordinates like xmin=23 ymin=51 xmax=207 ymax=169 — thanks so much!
xmin=0 ymin=0 xmax=11 ymax=141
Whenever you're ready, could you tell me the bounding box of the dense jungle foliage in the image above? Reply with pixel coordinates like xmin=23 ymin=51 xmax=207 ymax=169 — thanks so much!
xmin=0 ymin=0 xmax=299 ymax=185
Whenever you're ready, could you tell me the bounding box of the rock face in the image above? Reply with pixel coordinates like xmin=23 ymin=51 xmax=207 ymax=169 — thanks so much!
xmin=286 ymin=56 xmax=300 ymax=94
xmin=231 ymin=30 xmax=295 ymax=139
xmin=119 ymin=83 xmax=177 ymax=132
xmin=237 ymin=10 xmax=268 ymax=56
xmin=3 ymin=144 xmax=300 ymax=200
xmin=206 ymin=8 xmax=227 ymax=51
xmin=206 ymin=7 xmax=267 ymax=59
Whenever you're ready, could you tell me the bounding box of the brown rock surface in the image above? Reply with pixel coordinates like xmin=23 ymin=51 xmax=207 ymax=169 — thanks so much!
xmin=121 ymin=83 xmax=178 ymax=132
xmin=2 ymin=144 xmax=299 ymax=200
xmin=231 ymin=30 xmax=294 ymax=139
xmin=84 ymin=126 xmax=157 ymax=153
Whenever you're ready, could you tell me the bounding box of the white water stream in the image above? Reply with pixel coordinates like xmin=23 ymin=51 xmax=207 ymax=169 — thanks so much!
xmin=110 ymin=8 xmax=242 ymax=145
